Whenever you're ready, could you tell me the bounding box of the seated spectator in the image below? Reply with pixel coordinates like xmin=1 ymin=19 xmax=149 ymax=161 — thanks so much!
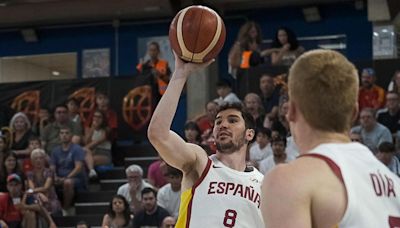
xmin=101 ymin=194 xmax=132 ymax=228
xmin=157 ymin=165 xmax=182 ymax=218
xmin=244 ymin=93 xmax=266 ymax=128
xmin=9 ymin=112 xmax=34 ymax=159
xmin=0 ymin=151 xmax=25 ymax=193
xmin=50 ymin=127 xmax=87 ymax=215
xmin=358 ymin=68 xmax=385 ymax=111
xmin=132 ymin=188 xmax=169 ymax=228
xmin=88 ymin=92 xmax=118 ymax=142
xmin=349 ymin=131 xmax=363 ymax=143
xmin=351 ymin=108 xmax=392 ymax=153
xmin=259 ymin=135 xmax=294 ymax=174
xmin=84 ymin=110 xmax=112 ymax=179
xmin=0 ymin=174 xmax=56 ymax=228
xmin=147 ymin=158 xmax=167 ymax=189
xmin=258 ymin=74 xmax=281 ymax=118
xmin=271 ymin=27 xmax=304 ymax=66
xmin=249 ymin=127 xmax=273 ymax=166
xmin=387 ymin=70 xmax=400 ymax=95
xmin=32 ymin=108 xmax=51 ymax=136
xmin=376 ymin=142 xmax=400 ymax=177
xmin=0 ymin=134 xmax=8 ymax=168
xmin=76 ymin=220 xmax=91 ymax=228
xmin=41 ymin=104 xmax=82 ymax=155
xmin=67 ymin=98 xmax=82 ymax=125
xmin=268 ymin=97 xmax=290 ymax=137
xmin=161 ymin=216 xmax=176 ymax=228
xmin=195 ymin=101 xmax=218 ymax=135
xmin=376 ymin=91 xmax=400 ymax=134
xmin=22 ymin=136 xmax=43 ymax=174
xmin=27 ymin=149 xmax=62 ymax=216
xmin=213 ymin=80 xmax=241 ymax=106
xmin=183 ymin=121 xmax=201 ymax=145
xmin=117 ymin=164 xmax=154 ymax=214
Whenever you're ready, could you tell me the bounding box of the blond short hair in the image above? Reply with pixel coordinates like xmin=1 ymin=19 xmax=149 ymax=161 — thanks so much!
xmin=31 ymin=148 xmax=46 ymax=160
xmin=288 ymin=50 xmax=359 ymax=132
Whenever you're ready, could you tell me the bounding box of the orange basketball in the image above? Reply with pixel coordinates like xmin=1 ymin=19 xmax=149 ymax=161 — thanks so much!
xmin=169 ymin=5 xmax=226 ymax=63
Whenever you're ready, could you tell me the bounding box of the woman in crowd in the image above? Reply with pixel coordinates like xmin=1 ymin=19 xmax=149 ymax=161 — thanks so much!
xmin=101 ymin=195 xmax=132 ymax=228
xmin=9 ymin=112 xmax=34 ymax=159
xmin=271 ymin=27 xmax=304 ymax=66
xmin=26 ymin=148 xmax=62 ymax=215
xmin=183 ymin=121 xmax=202 ymax=145
xmin=0 ymin=151 xmax=24 ymax=192
xmin=84 ymin=110 xmax=112 ymax=179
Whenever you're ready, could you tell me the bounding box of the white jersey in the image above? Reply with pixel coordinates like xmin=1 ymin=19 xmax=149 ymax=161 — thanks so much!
xmin=176 ymin=154 xmax=264 ymax=228
xmin=307 ymin=143 xmax=400 ymax=228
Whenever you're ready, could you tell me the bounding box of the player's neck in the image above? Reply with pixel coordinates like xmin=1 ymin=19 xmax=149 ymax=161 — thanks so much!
xmin=297 ymin=128 xmax=350 ymax=155
xmin=216 ymin=149 xmax=247 ymax=171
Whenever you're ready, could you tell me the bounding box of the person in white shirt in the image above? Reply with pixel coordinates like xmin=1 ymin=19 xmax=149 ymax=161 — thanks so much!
xmin=117 ymin=164 xmax=154 ymax=214
xmin=157 ymin=165 xmax=182 ymax=218
xmin=249 ymin=127 xmax=273 ymax=166
xmin=214 ymin=80 xmax=241 ymax=106
xmin=259 ymin=134 xmax=294 ymax=174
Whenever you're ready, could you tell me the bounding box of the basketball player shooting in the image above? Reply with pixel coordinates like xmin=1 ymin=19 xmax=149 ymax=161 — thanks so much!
xmin=261 ymin=50 xmax=400 ymax=228
xmin=148 ymin=50 xmax=264 ymax=227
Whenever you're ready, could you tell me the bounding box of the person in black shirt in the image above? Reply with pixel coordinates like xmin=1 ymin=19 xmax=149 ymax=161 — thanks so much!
xmin=376 ymin=91 xmax=400 ymax=134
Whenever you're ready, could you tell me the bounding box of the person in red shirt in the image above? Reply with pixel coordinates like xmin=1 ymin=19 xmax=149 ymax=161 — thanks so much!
xmin=358 ymin=68 xmax=385 ymax=110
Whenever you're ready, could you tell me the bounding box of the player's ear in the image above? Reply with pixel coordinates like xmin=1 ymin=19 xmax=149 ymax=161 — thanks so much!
xmin=246 ymin=129 xmax=255 ymax=141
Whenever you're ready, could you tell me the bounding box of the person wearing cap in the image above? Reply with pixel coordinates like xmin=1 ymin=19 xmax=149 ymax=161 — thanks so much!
xmin=358 ymin=67 xmax=386 ymax=111
xmin=0 ymin=174 xmax=57 ymax=228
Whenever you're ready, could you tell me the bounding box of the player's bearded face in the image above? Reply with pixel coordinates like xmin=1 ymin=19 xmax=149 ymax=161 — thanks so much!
xmin=216 ymin=130 xmax=247 ymax=154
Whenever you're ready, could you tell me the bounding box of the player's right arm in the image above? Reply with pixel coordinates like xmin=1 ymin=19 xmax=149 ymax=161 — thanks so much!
xmin=148 ymin=53 xmax=214 ymax=174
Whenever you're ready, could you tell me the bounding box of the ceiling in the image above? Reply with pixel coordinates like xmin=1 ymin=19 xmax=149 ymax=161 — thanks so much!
xmin=0 ymin=0 xmax=355 ymax=29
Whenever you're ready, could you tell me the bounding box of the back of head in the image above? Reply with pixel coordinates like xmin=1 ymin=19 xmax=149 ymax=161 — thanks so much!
xmin=288 ymin=50 xmax=359 ymax=133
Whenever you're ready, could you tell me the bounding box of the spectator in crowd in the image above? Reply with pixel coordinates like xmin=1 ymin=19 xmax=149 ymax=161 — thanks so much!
xmin=376 ymin=142 xmax=400 ymax=177
xmin=41 ymin=104 xmax=82 ymax=155
xmin=269 ymin=97 xmax=290 ymax=137
xmin=228 ymin=21 xmax=263 ymax=78
xmin=101 ymin=194 xmax=132 ymax=228
xmin=376 ymin=91 xmax=400 ymax=134
xmin=157 ymin=165 xmax=182 ymax=218
xmin=88 ymin=92 xmax=118 ymax=142
xmin=137 ymin=41 xmax=171 ymax=98
xmin=183 ymin=121 xmax=201 ymax=145
xmin=258 ymin=74 xmax=280 ymax=117
xmin=51 ymin=127 xmax=87 ymax=215
xmin=117 ymin=164 xmax=154 ymax=214
xmin=0 ymin=174 xmax=56 ymax=228
xmin=213 ymin=80 xmax=241 ymax=106
xmin=387 ymin=70 xmax=400 ymax=95
xmin=147 ymin=158 xmax=167 ymax=189
xmin=132 ymin=188 xmax=169 ymax=228
xmin=358 ymin=68 xmax=385 ymax=111
xmin=76 ymin=221 xmax=91 ymax=228
xmin=32 ymin=108 xmax=51 ymax=136
xmin=26 ymin=149 xmax=62 ymax=216
xmin=349 ymin=131 xmax=363 ymax=143
xmin=0 ymin=135 xmax=8 ymax=168
xmin=271 ymin=27 xmax=304 ymax=66
xmin=66 ymin=98 xmax=82 ymax=125
xmin=22 ymin=136 xmax=43 ymax=174
xmin=84 ymin=110 xmax=112 ymax=179
xmin=259 ymin=135 xmax=294 ymax=174
xmin=351 ymin=108 xmax=392 ymax=153
xmin=249 ymin=127 xmax=273 ymax=166
xmin=161 ymin=216 xmax=176 ymax=228
xmin=195 ymin=101 xmax=218 ymax=135
xmin=0 ymin=151 xmax=25 ymax=193
xmin=244 ymin=93 xmax=266 ymax=128
xmin=9 ymin=112 xmax=34 ymax=159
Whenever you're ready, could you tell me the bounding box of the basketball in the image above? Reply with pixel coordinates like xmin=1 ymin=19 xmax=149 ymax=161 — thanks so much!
xmin=169 ymin=5 xmax=226 ymax=63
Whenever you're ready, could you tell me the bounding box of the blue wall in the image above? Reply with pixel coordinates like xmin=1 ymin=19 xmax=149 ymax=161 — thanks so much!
xmin=0 ymin=2 xmax=372 ymax=135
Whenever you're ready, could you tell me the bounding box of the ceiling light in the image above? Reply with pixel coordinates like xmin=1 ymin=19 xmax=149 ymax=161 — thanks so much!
xmin=52 ymin=71 xmax=60 ymax=76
